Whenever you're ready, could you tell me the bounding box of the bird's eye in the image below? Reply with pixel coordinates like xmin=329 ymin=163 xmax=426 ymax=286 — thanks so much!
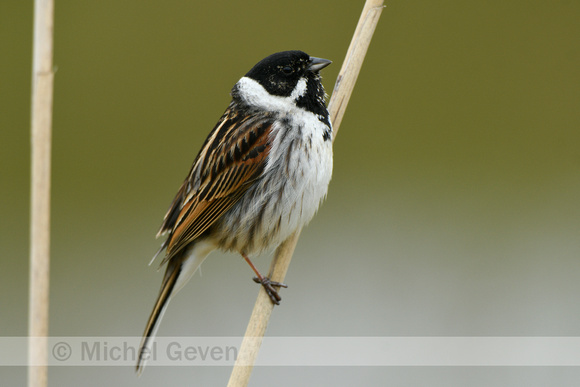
xmin=281 ymin=66 xmax=293 ymax=75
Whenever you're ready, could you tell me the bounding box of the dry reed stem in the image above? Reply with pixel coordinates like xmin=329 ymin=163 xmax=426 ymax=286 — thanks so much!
xmin=29 ymin=0 xmax=55 ymax=386
xmin=227 ymin=1 xmax=385 ymax=386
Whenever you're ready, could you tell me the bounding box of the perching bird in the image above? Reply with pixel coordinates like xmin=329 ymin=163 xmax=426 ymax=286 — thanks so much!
xmin=137 ymin=50 xmax=333 ymax=372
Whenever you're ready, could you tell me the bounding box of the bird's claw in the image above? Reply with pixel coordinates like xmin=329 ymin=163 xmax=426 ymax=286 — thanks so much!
xmin=252 ymin=276 xmax=288 ymax=305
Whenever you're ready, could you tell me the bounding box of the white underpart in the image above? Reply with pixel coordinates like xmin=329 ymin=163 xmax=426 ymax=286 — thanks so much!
xmin=216 ymin=76 xmax=333 ymax=255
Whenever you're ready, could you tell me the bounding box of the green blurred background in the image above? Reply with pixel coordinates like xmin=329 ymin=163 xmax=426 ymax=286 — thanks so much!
xmin=2 ymin=0 xmax=580 ymax=385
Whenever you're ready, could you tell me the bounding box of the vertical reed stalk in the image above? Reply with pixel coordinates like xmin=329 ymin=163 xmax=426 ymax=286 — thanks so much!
xmin=29 ymin=0 xmax=55 ymax=386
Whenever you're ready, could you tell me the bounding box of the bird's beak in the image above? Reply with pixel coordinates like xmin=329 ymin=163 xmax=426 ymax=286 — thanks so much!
xmin=308 ymin=56 xmax=332 ymax=71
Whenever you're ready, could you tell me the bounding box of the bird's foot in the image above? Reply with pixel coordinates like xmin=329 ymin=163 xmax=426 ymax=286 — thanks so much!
xmin=252 ymin=276 xmax=288 ymax=305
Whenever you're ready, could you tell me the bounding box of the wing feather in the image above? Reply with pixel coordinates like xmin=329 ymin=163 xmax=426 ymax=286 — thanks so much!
xmin=156 ymin=105 xmax=274 ymax=265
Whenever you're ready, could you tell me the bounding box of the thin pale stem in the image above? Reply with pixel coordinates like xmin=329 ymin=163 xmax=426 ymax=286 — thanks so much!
xmin=29 ymin=0 xmax=55 ymax=386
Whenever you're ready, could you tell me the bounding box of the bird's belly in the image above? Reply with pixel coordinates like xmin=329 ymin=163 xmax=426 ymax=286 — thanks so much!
xmin=212 ymin=135 xmax=333 ymax=255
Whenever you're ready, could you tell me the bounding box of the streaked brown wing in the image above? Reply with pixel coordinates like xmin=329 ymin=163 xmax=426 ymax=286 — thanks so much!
xmin=157 ymin=105 xmax=275 ymax=264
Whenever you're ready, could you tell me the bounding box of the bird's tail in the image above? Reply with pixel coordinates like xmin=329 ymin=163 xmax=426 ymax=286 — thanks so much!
xmin=136 ymin=240 xmax=215 ymax=374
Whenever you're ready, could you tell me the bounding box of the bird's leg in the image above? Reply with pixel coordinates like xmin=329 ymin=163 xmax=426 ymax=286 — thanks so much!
xmin=241 ymin=253 xmax=287 ymax=305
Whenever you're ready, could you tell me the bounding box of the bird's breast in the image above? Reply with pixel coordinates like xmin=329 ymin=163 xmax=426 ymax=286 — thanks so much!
xmin=212 ymin=111 xmax=333 ymax=255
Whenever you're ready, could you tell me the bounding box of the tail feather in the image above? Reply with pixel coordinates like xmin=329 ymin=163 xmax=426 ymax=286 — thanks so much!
xmin=136 ymin=257 xmax=181 ymax=374
xmin=136 ymin=239 xmax=216 ymax=375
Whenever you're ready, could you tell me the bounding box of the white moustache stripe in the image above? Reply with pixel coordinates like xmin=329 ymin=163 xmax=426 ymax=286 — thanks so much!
xmin=235 ymin=77 xmax=307 ymax=113
xmin=290 ymin=77 xmax=308 ymax=100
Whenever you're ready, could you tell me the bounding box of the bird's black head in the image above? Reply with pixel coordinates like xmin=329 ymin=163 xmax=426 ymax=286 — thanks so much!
xmin=239 ymin=50 xmax=331 ymax=118
xmin=245 ymin=50 xmax=330 ymax=97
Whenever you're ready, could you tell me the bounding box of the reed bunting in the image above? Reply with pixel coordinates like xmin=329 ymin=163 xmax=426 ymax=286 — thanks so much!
xmin=137 ymin=50 xmax=333 ymax=372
